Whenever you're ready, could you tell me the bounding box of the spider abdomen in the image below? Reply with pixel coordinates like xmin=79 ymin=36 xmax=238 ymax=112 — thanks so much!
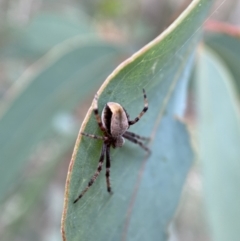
xmin=102 ymin=102 xmax=129 ymax=137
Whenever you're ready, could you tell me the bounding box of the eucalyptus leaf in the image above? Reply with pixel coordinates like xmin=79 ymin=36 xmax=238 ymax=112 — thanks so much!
xmin=62 ymin=1 xmax=212 ymax=240
xmin=205 ymin=32 xmax=240 ymax=94
xmin=1 ymin=13 xmax=94 ymax=58
xmin=197 ymin=46 xmax=240 ymax=241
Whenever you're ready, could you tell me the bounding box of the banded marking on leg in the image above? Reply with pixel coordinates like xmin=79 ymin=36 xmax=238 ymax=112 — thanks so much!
xmin=129 ymin=89 xmax=148 ymax=125
xmin=81 ymin=132 xmax=107 ymax=141
xmin=105 ymin=145 xmax=112 ymax=194
xmin=73 ymin=144 xmax=106 ymax=203
xmin=93 ymin=94 xmax=108 ymax=134
xmin=124 ymin=131 xmax=150 ymax=141
xmin=123 ymin=134 xmax=151 ymax=155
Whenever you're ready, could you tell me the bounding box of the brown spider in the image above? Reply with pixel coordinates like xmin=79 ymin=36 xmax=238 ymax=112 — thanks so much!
xmin=73 ymin=89 xmax=150 ymax=203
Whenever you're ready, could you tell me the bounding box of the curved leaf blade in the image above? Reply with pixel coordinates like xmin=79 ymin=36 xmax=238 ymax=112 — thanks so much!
xmin=62 ymin=1 xmax=212 ymax=240
xmin=197 ymin=46 xmax=240 ymax=241
xmin=205 ymin=31 xmax=240 ymax=94
xmin=1 ymin=13 xmax=94 ymax=58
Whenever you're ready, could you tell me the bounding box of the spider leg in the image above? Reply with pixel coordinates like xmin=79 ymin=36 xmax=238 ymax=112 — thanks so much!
xmin=105 ymin=145 xmax=113 ymax=194
xmin=81 ymin=132 xmax=107 ymax=141
xmin=129 ymin=89 xmax=148 ymax=125
xmin=123 ymin=134 xmax=151 ymax=155
xmin=93 ymin=93 xmax=108 ymax=135
xmin=73 ymin=144 xmax=106 ymax=203
xmin=124 ymin=131 xmax=150 ymax=141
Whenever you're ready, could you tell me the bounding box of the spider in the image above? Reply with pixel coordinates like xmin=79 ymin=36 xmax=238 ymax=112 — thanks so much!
xmin=73 ymin=89 xmax=150 ymax=203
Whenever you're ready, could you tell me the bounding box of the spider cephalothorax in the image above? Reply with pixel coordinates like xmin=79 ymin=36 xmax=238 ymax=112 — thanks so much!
xmin=73 ymin=89 xmax=150 ymax=203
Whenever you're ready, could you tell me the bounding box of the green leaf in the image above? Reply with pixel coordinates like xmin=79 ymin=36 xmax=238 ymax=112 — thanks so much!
xmin=62 ymin=1 xmax=212 ymax=240
xmin=1 ymin=135 xmax=74 ymax=241
xmin=196 ymin=46 xmax=240 ymax=241
xmin=0 ymin=38 xmax=122 ymax=203
xmin=205 ymin=32 xmax=240 ymax=94
xmin=1 ymin=13 xmax=94 ymax=58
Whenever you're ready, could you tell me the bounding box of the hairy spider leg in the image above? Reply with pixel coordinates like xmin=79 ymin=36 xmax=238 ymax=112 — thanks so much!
xmin=105 ymin=145 xmax=113 ymax=194
xmin=129 ymin=89 xmax=148 ymax=125
xmin=124 ymin=131 xmax=150 ymax=141
xmin=81 ymin=132 xmax=107 ymax=141
xmin=93 ymin=94 xmax=109 ymax=135
xmin=73 ymin=144 xmax=106 ymax=203
xmin=123 ymin=134 xmax=151 ymax=154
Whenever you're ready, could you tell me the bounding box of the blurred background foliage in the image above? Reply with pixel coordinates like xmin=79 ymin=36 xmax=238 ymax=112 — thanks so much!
xmin=0 ymin=0 xmax=240 ymax=241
